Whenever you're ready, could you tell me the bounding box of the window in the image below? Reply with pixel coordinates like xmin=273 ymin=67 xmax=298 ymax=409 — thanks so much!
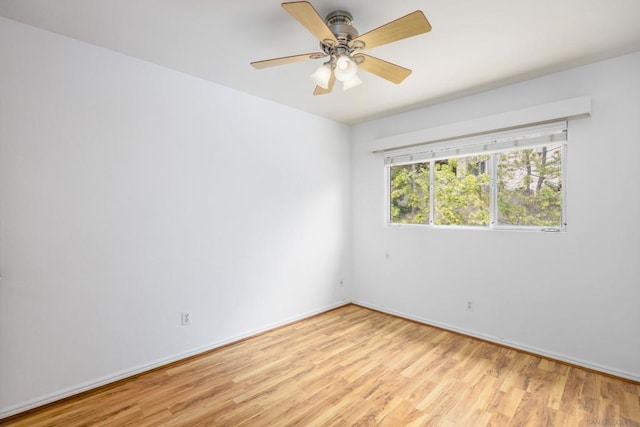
xmin=387 ymin=122 xmax=567 ymax=230
xmin=496 ymin=145 xmax=563 ymax=227
xmin=434 ymin=155 xmax=490 ymax=226
xmin=390 ymin=162 xmax=431 ymax=224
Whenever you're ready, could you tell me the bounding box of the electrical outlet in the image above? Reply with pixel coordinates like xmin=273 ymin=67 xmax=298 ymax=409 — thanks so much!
xmin=466 ymin=300 xmax=474 ymax=312
xmin=181 ymin=312 xmax=191 ymax=326
xmin=339 ymin=279 xmax=344 ymax=287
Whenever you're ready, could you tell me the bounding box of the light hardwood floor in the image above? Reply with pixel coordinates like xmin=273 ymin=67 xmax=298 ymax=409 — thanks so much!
xmin=3 ymin=304 xmax=639 ymax=426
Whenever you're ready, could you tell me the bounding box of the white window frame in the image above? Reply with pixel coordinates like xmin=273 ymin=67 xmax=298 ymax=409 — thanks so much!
xmin=385 ymin=122 xmax=568 ymax=231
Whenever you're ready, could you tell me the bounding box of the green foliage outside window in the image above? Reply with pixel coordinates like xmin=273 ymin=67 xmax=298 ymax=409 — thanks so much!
xmin=434 ymin=156 xmax=490 ymax=226
xmin=497 ymin=146 xmax=562 ymax=227
xmin=390 ymin=162 xmax=430 ymax=224
xmin=389 ymin=145 xmax=563 ymax=228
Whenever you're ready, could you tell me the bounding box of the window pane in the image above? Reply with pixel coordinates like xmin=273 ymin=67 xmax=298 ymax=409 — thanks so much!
xmin=390 ymin=162 xmax=430 ymax=224
xmin=434 ymin=155 xmax=490 ymax=226
xmin=497 ymin=145 xmax=563 ymax=227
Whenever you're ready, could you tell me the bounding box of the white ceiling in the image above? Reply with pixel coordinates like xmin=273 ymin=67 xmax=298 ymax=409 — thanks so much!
xmin=1 ymin=0 xmax=640 ymax=124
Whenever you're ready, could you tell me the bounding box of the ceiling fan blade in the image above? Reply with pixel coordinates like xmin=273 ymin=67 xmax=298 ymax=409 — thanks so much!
xmin=251 ymin=52 xmax=325 ymax=69
xmin=355 ymin=54 xmax=412 ymax=84
xmin=313 ymin=72 xmax=336 ymax=95
xmin=353 ymin=11 xmax=431 ymax=51
xmin=282 ymin=1 xmax=339 ymax=46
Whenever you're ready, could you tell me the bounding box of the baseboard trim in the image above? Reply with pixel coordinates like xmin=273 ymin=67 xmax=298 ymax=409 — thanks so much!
xmin=0 ymin=300 xmax=352 ymax=420
xmin=5 ymin=298 xmax=636 ymax=420
xmin=351 ymin=299 xmax=640 ymax=384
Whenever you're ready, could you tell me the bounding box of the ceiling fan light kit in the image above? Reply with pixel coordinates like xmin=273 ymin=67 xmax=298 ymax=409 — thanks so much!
xmin=342 ymin=74 xmax=363 ymax=91
xmin=251 ymin=1 xmax=432 ymax=95
xmin=334 ymin=55 xmax=358 ymax=82
xmin=310 ymin=63 xmax=332 ymax=89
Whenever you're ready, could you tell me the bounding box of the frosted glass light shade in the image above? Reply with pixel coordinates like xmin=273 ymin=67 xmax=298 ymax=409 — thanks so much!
xmin=342 ymin=75 xmax=363 ymax=91
xmin=310 ymin=64 xmax=332 ymax=89
xmin=334 ymin=55 xmax=358 ymax=82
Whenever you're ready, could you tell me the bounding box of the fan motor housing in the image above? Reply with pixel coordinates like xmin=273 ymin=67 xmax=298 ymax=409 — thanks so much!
xmin=325 ymin=10 xmax=358 ymax=43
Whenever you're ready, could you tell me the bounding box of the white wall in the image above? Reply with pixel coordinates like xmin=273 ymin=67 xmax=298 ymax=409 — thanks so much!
xmin=0 ymin=17 xmax=351 ymax=416
xmin=351 ymin=52 xmax=640 ymax=381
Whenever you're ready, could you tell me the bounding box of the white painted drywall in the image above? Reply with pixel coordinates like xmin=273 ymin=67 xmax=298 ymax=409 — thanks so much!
xmin=351 ymin=52 xmax=640 ymax=380
xmin=0 ymin=17 xmax=351 ymax=416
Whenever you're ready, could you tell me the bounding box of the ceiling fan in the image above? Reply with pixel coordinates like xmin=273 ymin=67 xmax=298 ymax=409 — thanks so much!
xmin=250 ymin=1 xmax=432 ymax=95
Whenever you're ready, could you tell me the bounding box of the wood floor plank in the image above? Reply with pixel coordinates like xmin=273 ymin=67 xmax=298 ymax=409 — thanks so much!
xmin=495 ymin=386 xmax=527 ymax=418
xmin=2 ymin=304 xmax=639 ymax=426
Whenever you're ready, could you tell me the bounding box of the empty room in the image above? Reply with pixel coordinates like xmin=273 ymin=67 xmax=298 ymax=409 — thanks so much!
xmin=1 ymin=0 xmax=639 ymax=425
